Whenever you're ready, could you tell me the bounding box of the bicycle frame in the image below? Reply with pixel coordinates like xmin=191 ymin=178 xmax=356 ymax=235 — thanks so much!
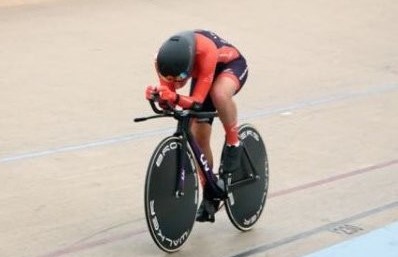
xmin=180 ymin=120 xmax=263 ymax=198
xmin=134 ymin=99 xmax=225 ymax=198
xmin=172 ymin=112 xmax=224 ymax=198
xmin=134 ymin=98 xmax=260 ymax=199
xmin=136 ymin=98 xmax=269 ymax=251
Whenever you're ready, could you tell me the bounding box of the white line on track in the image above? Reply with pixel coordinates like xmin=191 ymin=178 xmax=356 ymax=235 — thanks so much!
xmin=1 ymin=84 xmax=397 ymax=164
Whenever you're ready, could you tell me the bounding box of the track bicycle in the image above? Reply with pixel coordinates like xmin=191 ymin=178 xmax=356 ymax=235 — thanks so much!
xmin=134 ymin=98 xmax=269 ymax=253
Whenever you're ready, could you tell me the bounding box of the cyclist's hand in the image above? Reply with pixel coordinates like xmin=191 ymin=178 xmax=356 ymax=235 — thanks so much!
xmin=158 ymin=85 xmax=177 ymax=103
xmin=145 ymin=85 xmax=158 ymax=100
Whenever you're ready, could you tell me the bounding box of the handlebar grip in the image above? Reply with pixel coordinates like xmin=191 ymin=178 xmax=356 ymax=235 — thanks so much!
xmin=149 ymin=99 xmax=164 ymax=114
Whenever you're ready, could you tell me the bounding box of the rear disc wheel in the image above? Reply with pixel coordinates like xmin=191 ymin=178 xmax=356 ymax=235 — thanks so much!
xmin=223 ymin=124 xmax=269 ymax=231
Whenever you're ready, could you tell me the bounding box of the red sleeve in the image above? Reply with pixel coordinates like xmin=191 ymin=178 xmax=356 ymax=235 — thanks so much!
xmin=190 ymin=33 xmax=218 ymax=104
xmin=152 ymin=34 xmax=218 ymax=109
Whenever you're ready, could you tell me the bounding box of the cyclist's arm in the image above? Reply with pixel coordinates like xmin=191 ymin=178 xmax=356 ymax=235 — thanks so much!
xmin=189 ymin=34 xmax=217 ymax=105
xmin=153 ymin=34 xmax=218 ymax=109
xmin=172 ymin=34 xmax=218 ymax=109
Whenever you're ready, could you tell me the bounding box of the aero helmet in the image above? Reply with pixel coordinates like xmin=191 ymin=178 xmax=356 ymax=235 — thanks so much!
xmin=156 ymin=31 xmax=196 ymax=79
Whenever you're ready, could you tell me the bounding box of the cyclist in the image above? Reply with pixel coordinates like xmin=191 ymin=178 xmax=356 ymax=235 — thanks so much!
xmin=145 ymin=29 xmax=248 ymax=222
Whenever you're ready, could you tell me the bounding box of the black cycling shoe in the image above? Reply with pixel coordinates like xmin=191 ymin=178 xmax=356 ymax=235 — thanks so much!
xmin=195 ymin=183 xmax=223 ymax=223
xmin=223 ymin=143 xmax=243 ymax=173
xmin=195 ymin=197 xmax=220 ymax=223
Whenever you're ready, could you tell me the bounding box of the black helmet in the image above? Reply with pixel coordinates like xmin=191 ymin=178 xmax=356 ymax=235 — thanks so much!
xmin=156 ymin=31 xmax=196 ymax=78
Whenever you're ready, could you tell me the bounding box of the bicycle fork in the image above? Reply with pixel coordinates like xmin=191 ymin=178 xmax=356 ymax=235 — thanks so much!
xmin=174 ymin=138 xmax=187 ymax=198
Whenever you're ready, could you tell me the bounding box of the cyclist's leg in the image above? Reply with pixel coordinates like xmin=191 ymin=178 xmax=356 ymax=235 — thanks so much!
xmin=189 ymin=91 xmax=216 ymax=184
xmin=210 ymin=57 xmax=248 ymax=173
xmin=190 ymin=98 xmax=221 ymax=222
xmin=210 ymin=75 xmax=239 ymax=146
xmin=193 ymin=123 xmax=221 ymax=222
xmin=190 ymin=121 xmax=213 ymax=170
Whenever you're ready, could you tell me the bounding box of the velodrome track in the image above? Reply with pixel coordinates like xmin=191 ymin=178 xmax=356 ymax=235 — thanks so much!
xmin=1 ymin=0 xmax=397 ymax=256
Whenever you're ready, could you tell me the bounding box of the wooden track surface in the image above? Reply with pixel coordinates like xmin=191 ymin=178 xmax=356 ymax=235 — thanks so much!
xmin=1 ymin=1 xmax=397 ymax=256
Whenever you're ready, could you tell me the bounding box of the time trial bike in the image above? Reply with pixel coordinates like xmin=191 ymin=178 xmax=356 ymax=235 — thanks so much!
xmin=134 ymin=98 xmax=269 ymax=253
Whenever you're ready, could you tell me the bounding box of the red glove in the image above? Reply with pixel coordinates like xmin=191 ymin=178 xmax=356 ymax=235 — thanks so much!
xmin=145 ymin=85 xmax=158 ymax=100
xmin=158 ymin=85 xmax=177 ymax=103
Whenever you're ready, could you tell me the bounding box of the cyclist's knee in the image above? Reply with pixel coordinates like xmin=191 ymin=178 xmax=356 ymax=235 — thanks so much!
xmin=211 ymin=76 xmax=238 ymax=102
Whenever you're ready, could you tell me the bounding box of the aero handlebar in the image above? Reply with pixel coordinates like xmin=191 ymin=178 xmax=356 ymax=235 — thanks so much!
xmin=134 ymin=97 xmax=218 ymax=123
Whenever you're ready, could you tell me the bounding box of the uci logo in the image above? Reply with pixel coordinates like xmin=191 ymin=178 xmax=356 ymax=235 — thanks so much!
xmin=200 ymin=153 xmax=210 ymax=172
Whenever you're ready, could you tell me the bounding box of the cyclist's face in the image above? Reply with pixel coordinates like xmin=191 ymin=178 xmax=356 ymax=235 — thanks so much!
xmin=174 ymin=80 xmax=188 ymax=89
xmin=160 ymin=75 xmax=189 ymax=89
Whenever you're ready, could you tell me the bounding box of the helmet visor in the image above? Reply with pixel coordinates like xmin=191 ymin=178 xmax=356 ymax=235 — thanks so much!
xmin=160 ymin=71 xmax=189 ymax=83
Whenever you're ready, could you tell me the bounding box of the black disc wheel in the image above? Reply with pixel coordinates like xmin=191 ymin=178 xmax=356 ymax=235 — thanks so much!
xmin=222 ymin=124 xmax=269 ymax=231
xmin=144 ymin=136 xmax=198 ymax=252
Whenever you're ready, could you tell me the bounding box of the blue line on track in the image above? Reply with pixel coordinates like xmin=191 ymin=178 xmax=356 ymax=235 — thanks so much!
xmin=229 ymin=201 xmax=398 ymax=257
xmin=302 ymin=221 xmax=398 ymax=257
